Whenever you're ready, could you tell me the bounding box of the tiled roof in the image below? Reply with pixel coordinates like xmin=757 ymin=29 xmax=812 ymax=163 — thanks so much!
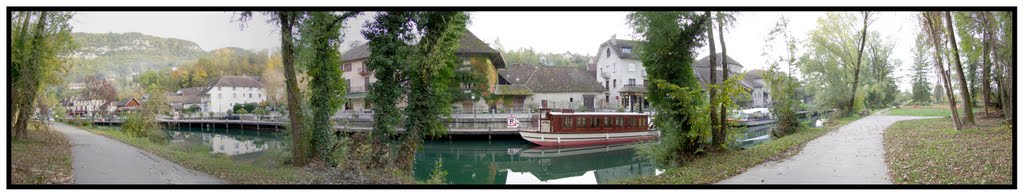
xmin=744 ymin=69 xmax=766 ymax=88
xmin=694 ymin=53 xmax=742 ymax=68
xmin=167 ymin=87 xmax=205 ymax=104
xmin=497 ymin=64 xmax=605 ymax=93
xmin=599 ymin=38 xmax=641 ymax=60
xmin=340 ymin=31 xmax=506 ymax=68
xmin=494 ymin=84 xmax=534 ymax=96
xmin=198 ymin=75 xmax=263 ymax=95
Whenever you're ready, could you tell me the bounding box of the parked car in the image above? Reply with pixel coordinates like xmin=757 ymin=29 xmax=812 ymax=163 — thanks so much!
xmin=224 ymin=115 xmax=241 ymax=120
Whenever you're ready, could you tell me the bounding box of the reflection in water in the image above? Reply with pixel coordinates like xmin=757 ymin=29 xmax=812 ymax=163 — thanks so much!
xmin=413 ymin=139 xmax=659 ymax=184
xmin=165 ymin=127 xmax=284 ymax=163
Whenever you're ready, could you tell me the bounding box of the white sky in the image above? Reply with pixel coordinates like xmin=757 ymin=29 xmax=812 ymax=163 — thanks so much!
xmin=70 ymin=11 xmax=924 ymax=91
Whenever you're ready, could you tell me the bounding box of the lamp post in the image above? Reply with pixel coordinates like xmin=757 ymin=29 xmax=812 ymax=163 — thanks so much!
xmin=471 ymin=93 xmax=476 ymax=120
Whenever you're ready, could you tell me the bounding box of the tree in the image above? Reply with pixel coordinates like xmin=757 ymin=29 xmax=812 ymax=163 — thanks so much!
xmin=714 ymin=11 xmax=737 ymax=147
xmin=799 ymin=13 xmax=873 ymax=116
xmin=11 ymin=11 xmax=76 ymax=140
xmin=921 ymin=12 xmax=962 ymax=130
xmin=910 ymin=34 xmax=932 ymax=104
xmin=362 ymin=11 xmax=470 ymax=173
xmin=296 ymin=11 xmax=356 ymax=164
xmin=627 ymin=11 xmax=710 ymax=165
xmin=763 ymin=15 xmax=802 ymax=136
xmin=237 ymin=12 xmax=309 ymax=165
xmin=704 ymin=11 xmax=719 ymax=147
xmin=943 ymin=12 xmax=974 ymax=125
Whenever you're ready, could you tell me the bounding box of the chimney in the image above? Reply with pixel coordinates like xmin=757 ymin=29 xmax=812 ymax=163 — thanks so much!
xmin=611 ymin=34 xmax=617 ymax=45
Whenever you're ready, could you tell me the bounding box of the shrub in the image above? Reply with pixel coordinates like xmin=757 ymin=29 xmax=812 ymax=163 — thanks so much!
xmin=121 ymin=113 xmax=167 ymax=143
xmin=424 ymin=158 xmax=448 ymax=184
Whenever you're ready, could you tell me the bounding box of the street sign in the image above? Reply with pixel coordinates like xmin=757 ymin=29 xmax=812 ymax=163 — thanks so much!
xmin=506 ymin=116 xmax=520 ymax=128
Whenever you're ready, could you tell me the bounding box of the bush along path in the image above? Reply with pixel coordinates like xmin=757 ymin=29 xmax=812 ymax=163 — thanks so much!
xmin=718 ymin=114 xmax=938 ymax=184
xmin=51 ymin=122 xmax=225 ymax=184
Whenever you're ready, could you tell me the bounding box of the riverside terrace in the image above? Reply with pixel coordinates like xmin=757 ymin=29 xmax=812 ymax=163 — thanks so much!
xmin=78 ymin=112 xmax=545 ymax=136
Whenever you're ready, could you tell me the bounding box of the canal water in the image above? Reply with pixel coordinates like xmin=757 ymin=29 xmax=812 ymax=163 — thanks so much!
xmin=158 ymin=117 xmax=824 ymax=184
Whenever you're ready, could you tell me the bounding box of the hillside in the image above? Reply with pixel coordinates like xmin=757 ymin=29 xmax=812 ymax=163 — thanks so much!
xmin=70 ymin=32 xmax=209 ymax=78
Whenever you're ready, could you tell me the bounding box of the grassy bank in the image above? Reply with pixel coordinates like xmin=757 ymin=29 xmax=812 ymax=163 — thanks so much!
xmin=11 ymin=121 xmax=74 ymax=184
xmin=884 ymin=116 xmax=1012 ymax=184
xmin=620 ymin=115 xmax=864 ymax=184
xmin=883 ymin=104 xmax=981 ymax=117
xmin=77 ymin=125 xmax=304 ymax=184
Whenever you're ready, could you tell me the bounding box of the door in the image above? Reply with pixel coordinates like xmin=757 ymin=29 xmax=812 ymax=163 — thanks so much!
xmin=583 ymin=95 xmax=595 ymax=112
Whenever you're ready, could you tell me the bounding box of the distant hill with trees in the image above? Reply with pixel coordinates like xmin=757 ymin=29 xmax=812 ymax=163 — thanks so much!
xmin=70 ymin=32 xmax=209 ymax=79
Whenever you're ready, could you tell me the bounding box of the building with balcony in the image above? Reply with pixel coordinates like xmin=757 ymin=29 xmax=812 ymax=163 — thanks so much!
xmin=594 ymin=35 xmax=647 ymax=111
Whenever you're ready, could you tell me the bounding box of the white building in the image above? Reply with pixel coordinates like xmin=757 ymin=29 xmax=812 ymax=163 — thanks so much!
xmin=594 ymin=35 xmax=646 ymax=109
xmin=743 ymin=70 xmax=772 ymax=108
xmin=198 ymin=76 xmax=266 ymax=114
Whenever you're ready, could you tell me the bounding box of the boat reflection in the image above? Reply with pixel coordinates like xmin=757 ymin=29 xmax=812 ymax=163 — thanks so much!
xmin=414 ymin=140 xmax=658 ymax=184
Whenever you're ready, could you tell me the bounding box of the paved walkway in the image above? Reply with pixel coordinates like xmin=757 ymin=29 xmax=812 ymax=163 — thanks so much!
xmin=51 ymin=122 xmax=225 ymax=184
xmin=718 ymin=115 xmax=937 ymax=184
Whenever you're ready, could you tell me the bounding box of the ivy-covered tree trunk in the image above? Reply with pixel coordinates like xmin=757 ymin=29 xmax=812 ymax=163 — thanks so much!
xmin=628 ymin=12 xmax=711 ymax=165
xmin=397 ymin=11 xmax=468 ymax=172
xmin=981 ymin=12 xmax=992 ymax=116
xmin=15 ymin=12 xmax=51 ymax=140
xmin=364 ymin=11 xmax=415 ymax=168
xmin=298 ymin=11 xmax=350 ymax=164
xmin=943 ymin=11 xmax=974 ymax=125
xmin=277 ymin=12 xmax=309 ymax=165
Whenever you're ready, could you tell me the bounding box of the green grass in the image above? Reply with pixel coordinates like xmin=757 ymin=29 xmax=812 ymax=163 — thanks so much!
xmin=884 ymin=116 xmax=1012 ymax=184
xmin=618 ymin=115 xmax=864 ymax=184
xmin=78 ymin=126 xmax=304 ymax=184
xmin=884 ymin=104 xmax=982 ymax=117
xmin=11 ymin=121 xmax=73 ymax=184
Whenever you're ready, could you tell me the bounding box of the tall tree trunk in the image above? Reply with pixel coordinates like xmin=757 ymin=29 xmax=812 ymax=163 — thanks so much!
xmin=704 ymin=11 xmax=719 ymax=147
xmin=717 ymin=17 xmax=729 ymax=147
xmin=10 ymin=12 xmax=33 ymax=137
xmin=848 ymin=12 xmax=870 ymax=116
xmin=15 ymin=12 xmax=50 ymax=139
xmin=981 ymin=12 xmax=993 ymax=117
xmin=923 ymin=12 xmax=962 ymax=130
xmin=278 ymin=12 xmax=308 ymax=165
xmin=943 ymin=11 xmax=975 ymax=125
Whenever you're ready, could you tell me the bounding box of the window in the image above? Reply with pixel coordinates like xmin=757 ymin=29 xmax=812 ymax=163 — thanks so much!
xmin=577 ymin=117 xmax=586 ymax=127
xmin=343 ymin=63 xmax=352 ymax=72
xmin=591 ymin=118 xmax=598 ymax=128
xmin=606 ymin=48 xmax=611 ymax=58
xmin=629 ymin=63 xmax=636 ymax=71
xmin=218 ymin=94 xmax=222 ymax=99
xmin=233 ymin=87 xmax=236 ymax=91
xmin=621 ymin=47 xmax=631 ymax=54
xmin=617 ymin=118 xmax=623 ymax=127
xmin=613 ymin=80 xmax=617 ymax=88
xmin=258 ymin=93 xmax=262 ymax=98
xmin=233 ymin=93 xmax=237 ymax=98
xmin=629 ymin=79 xmax=636 ymax=85
xmin=604 ymin=117 xmax=610 ymax=128
xmin=570 ymin=98 xmax=573 ymax=103
xmin=563 ymin=117 xmax=572 ymax=128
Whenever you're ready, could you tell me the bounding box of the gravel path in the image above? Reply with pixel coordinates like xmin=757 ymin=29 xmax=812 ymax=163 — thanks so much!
xmin=51 ymin=122 xmax=226 ymax=184
xmin=718 ymin=115 xmax=937 ymax=184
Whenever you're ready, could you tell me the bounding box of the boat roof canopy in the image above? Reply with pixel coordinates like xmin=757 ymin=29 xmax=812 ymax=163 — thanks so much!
xmin=740 ymin=108 xmax=771 ymax=114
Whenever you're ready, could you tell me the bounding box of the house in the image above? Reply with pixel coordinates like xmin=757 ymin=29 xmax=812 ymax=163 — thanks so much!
xmin=594 ymin=35 xmax=646 ymax=110
xmin=339 ymin=30 xmax=507 ymax=113
xmin=743 ymin=69 xmax=772 ymax=108
xmin=197 ymin=75 xmax=266 ymax=114
xmin=693 ymin=53 xmax=771 ymax=108
xmin=60 ymin=96 xmax=114 ymax=117
xmin=115 ymin=97 xmax=142 ymax=114
xmin=495 ymin=64 xmax=607 ymax=112
xmin=167 ymin=86 xmax=206 ymax=113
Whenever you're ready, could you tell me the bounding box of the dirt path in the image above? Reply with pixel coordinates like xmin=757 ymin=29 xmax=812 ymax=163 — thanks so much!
xmin=51 ymin=122 xmax=225 ymax=184
xmin=718 ymin=115 xmax=937 ymax=184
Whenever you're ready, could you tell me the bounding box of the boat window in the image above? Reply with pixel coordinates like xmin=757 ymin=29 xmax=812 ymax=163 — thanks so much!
xmin=618 ymin=117 xmax=623 ymax=127
xmin=604 ymin=117 xmax=610 ymax=128
xmin=577 ymin=117 xmax=586 ymax=127
xmin=592 ymin=118 xmax=598 ymax=128
xmin=563 ymin=117 xmax=572 ymax=128
xmin=638 ymin=118 xmax=644 ymax=128
xmin=628 ymin=118 xmax=635 ymax=128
